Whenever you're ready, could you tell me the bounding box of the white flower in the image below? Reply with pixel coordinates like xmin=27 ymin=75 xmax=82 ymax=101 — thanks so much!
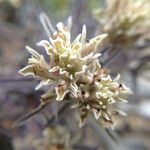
xmin=19 ymin=13 xmax=131 ymax=127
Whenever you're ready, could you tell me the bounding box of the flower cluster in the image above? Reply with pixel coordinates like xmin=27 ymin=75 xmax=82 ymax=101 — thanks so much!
xmin=94 ymin=0 xmax=150 ymax=47
xmin=19 ymin=15 xmax=131 ymax=126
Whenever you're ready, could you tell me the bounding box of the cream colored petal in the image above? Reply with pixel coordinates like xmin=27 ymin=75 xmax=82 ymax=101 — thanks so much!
xmin=72 ymin=34 xmax=81 ymax=45
xmin=96 ymin=92 xmax=102 ymax=99
xmin=19 ymin=65 xmax=34 ymax=76
xmin=35 ymin=80 xmax=51 ymax=90
xmin=102 ymin=112 xmax=111 ymax=121
xmin=113 ymin=74 xmax=120 ymax=82
xmin=91 ymin=60 xmax=101 ymax=73
xmin=121 ymin=84 xmax=133 ymax=94
xmin=55 ymin=86 xmax=69 ymax=101
xmin=67 ymin=16 xmax=72 ymax=31
xmin=49 ymin=66 xmax=59 ymax=73
xmin=70 ymin=82 xmax=78 ymax=98
xmin=39 ymin=12 xmax=55 ymax=36
xmin=49 ymin=66 xmax=69 ymax=78
xmin=81 ymin=24 xmax=86 ymax=44
xmin=49 ymin=37 xmax=64 ymax=50
xmin=56 ymin=22 xmax=64 ymax=31
xmin=75 ymin=72 xmax=93 ymax=84
xmin=93 ymin=109 xmax=101 ymax=120
xmin=117 ymin=97 xmax=128 ymax=103
xmin=80 ymin=34 xmax=107 ymax=57
xmin=36 ymin=40 xmax=51 ymax=50
xmin=101 ymin=75 xmax=112 ymax=82
xmin=26 ymin=46 xmax=41 ymax=60
xmin=114 ymin=109 xmax=127 ymax=116
xmin=39 ymin=55 xmax=50 ymax=70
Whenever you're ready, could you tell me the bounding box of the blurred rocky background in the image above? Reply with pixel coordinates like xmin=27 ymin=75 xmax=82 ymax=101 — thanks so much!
xmin=0 ymin=0 xmax=150 ymax=150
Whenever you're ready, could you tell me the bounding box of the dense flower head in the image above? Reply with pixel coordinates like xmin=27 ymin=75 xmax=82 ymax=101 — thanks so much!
xmin=94 ymin=0 xmax=150 ymax=47
xmin=19 ymin=14 xmax=131 ymax=126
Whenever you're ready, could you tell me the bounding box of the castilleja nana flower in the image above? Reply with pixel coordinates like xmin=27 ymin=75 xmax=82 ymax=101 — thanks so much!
xmin=94 ymin=0 xmax=150 ymax=47
xmin=19 ymin=13 xmax=131 ymax=127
